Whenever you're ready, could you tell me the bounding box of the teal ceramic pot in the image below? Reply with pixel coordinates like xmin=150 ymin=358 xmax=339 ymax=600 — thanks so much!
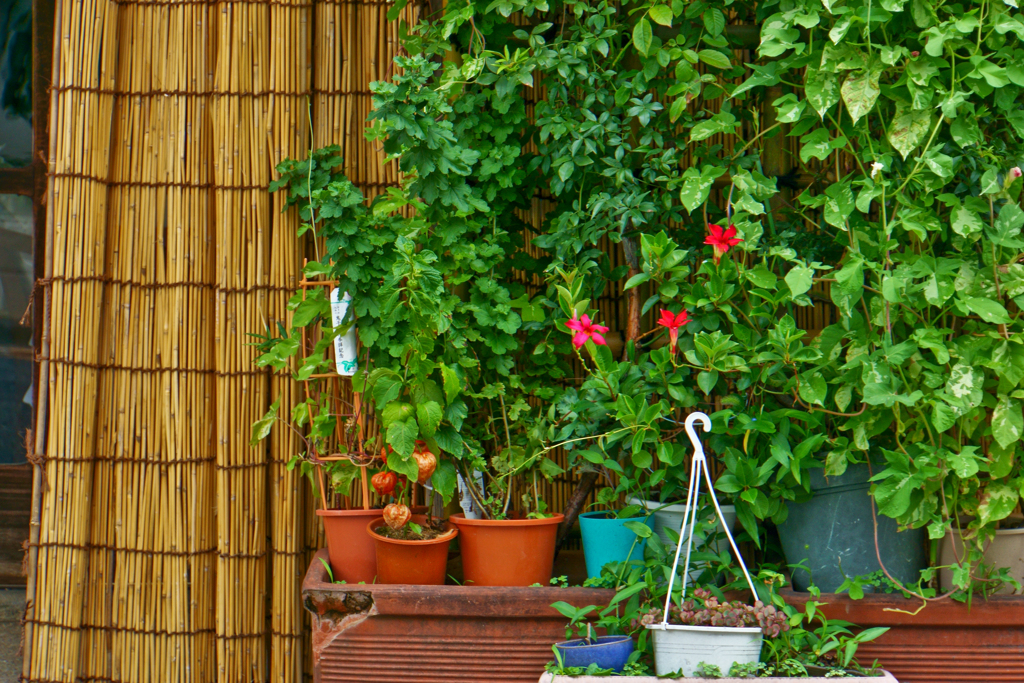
xmin=579 ymin=511 xmax=647 ymax=579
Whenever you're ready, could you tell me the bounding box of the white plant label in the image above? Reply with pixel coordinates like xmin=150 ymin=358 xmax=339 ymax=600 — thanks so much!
xmin=329 ymin=288 xmax=358 ymax=376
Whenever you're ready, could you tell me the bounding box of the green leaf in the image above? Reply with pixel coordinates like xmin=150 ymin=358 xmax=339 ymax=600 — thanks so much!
xmin=303 ymin=261 xmax=333 ymax=277
xmin=888 ymin=105 xmax=931 ymax=159
xmin=875 ymin=473 xmax=915 ymax=518
xmin=823 ymin=182 xmax=855 ymax=229
xmin=798 ymin=373 xmax=827 ymax=406
xmin=746 ymin=264 xmax=777 ymax=288
xmin=697 ymin=370 xmax=719 ymax=395
xmin=250 ymin=398 xmax=280 ymax=445
xmin=931 ymin=402 xmax=956 ymax=432
xmin=785 ymin=263 xmax=813 ymax=296
xmin=951 ymin=204 xmax=985 ymax=238
xmin=539 ymin=456 xmax=565 ymax=480
xmin=799 ymin=128 xmax=845 ymax=164
xmin=698 ymin=49 xmax=733 ymax=70
xmin=703 ymin=7 xmax=725 ymax=35
xmin=990 ymin=204 xmax=1024 ymax=248
xmin=624 ymin=272 xmax=651 ymax=290
xmin=633 ymin=18 xmax=653 ymax=56
xmin=387 ymin=449 xmax=420 ymax=483
xmin=841 ymin=69 xmax=881 ymax=124
xmin=965 ymin=297 xmax=1011 ymax=324
xmin=946 ymin=363 xmax=984 ymax=408
xmin=416 ymin=401 xmax=443 ymax=438
xmin=623 ymin=521 xmax=653 ymax=538
xmin=632 ymin=449 xmax=653 ymax=468
xmin=946 ymin=447 xmax=980 ymax=479
xmin=433 ymin=425 xmax=464 ymax=457
xmin=992 ymin=397 xmax=1024 ymax=449
xmin=430 ymin=460 xmax=458 ymax=503
xmin=669 ymin=96 xmax=687 ymax=123
xmin=372 ymin=373 xmax=403 ymax=407
xmin=690 ymin=112 xmax=738 ymax=142
xmin=805 ymin=69 xmax=840 ymax=118
xmin=978 ymin=482 xmax=1019 ymax=526
xmin=649 ymin=5 xmax=673 ymax=26
xmin=440 ymin=364 xmax=461 ymax=404
xmin=679 ymin=166 xmax=724 ymax=213
xmin=386 ymin=419 xmax=418 ymax=457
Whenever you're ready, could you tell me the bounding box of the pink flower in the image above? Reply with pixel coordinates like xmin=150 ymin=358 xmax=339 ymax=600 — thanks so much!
xmin=565 ymin=314 xmax=609 ymax=348
xmin=656 ymin=309 xmax=690 ymax=354
xmin=1011 ymin=167 xmax=1023 ymax=179
xmin=705 ymin=224 xmax=743 ymax=264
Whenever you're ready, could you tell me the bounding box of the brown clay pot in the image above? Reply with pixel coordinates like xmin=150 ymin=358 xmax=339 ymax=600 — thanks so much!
xmin=782 ymin=587 xmax=1024 ymax=682
xmin=303 ymin=549 xmax=616 ymax=683
xmin=366 ymin=514 xmax=457 ymax=585
xmin=316 ymin=508 xmax=383 ymax=583
xmin=450 ymin=513 xmax=564 ymax=587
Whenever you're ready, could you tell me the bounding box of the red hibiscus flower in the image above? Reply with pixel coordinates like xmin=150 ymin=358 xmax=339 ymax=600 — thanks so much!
xmin=705 ymin=224 xmax=743 ymax=264
xmin=565 ymin=314 xmax=609 ymax=349
xmin=656 ymin=309 xmax=690 ymax=355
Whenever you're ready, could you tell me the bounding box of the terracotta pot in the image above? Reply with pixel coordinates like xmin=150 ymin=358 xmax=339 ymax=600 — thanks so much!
xmin=316 ymin=506 xmax=426 ymax=583
xmin=366 ymin=514 xmax=457 ymax=585
xmin=782 ymin=587 xmax=1024 ymax=682
xmin=316 ymin=508 xmax=384 ymax=583
xmin=451 ymin=513 xmax=564 ymax=586
xmin=939 ymin=527 xmax=1024 ymax=594
xmin=303 ymin=550 xmax=616 ymax=682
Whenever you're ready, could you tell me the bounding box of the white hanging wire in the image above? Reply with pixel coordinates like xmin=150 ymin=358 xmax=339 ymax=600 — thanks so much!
xmin=657 ymin=412 xmax=759 ymax=629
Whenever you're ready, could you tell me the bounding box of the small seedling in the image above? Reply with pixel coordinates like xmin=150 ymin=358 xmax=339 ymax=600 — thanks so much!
xmin=693 ymin=662 xmax=722 ymax=678
xmin=318 ymin=558 xmax=346 ymax=584
xmin=728 ymin=661 xmax=765 ymax=678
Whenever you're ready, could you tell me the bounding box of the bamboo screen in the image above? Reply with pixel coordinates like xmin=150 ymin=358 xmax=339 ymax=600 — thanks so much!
xmin=22 ymin=2 xmax=834 ymax=682
xmin=22 ymin=0 xmax=416 ymax=682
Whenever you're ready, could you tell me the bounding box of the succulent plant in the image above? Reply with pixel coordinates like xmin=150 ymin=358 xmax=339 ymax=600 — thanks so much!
xmin=635 ymin=588 xmax=789 ymax=638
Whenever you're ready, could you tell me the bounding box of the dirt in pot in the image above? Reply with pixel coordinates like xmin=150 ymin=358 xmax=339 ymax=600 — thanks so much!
xmin=375 ymin=519 xmax=452 ymax=541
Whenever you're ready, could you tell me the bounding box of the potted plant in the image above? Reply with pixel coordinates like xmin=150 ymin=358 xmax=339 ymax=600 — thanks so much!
xmin=578 ymin=507 xmax=648 ymax=580
xmin=551 ymin=601 xmax=635 ymax=673
xmin=641 ymin=587 xmax=772 ymax=677
xmin=250 ymin=328 xmax=389 ymax=583
xmin=540 ymin=578 xmax=895 ymax=680
xmin=264 ymin=102 xmax=572 ymax=591
xmin=366 ymin=503 xmax=458 ymax=585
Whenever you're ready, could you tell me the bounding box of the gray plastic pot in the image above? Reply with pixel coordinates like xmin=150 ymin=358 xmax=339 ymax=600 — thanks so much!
xmin=777 ymin=463 xmax=926 ymax=593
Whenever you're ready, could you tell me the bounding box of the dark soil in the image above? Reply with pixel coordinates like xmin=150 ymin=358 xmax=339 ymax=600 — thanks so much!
xmin=373 ymin=520 xmax=452 ymax=541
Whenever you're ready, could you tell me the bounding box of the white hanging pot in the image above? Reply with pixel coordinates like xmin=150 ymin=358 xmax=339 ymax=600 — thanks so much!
xmin=648 ymin=623 xmax=763 ymax=677
xmin=645 ymin=412 xmax=764 ymax=679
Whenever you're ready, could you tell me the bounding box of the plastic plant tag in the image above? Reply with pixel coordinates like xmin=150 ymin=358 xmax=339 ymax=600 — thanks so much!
xmin=329 ymin=288 xmax=358 ymax=376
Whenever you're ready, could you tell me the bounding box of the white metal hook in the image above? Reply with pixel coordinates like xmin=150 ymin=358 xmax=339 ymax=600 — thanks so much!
xmin=684 ymin=412 xmax=711 ymax=462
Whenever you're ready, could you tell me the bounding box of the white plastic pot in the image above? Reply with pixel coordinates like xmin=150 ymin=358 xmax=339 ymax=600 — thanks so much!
xmin=627 ymin=497 xmax=737 ymax=548
xmin=647 ymin=623 xmax=762 ymax=677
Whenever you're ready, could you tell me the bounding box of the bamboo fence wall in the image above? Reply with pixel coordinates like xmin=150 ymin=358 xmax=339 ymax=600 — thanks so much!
xmin=23 ymin=3 xmax=831 ymax=682
xmin=23 ymin=0 xmax=416 ymax=682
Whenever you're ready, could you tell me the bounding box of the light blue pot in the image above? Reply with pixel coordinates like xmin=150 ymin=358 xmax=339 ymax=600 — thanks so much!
xmin=579 ymin=511 xmax=647 ymax=579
